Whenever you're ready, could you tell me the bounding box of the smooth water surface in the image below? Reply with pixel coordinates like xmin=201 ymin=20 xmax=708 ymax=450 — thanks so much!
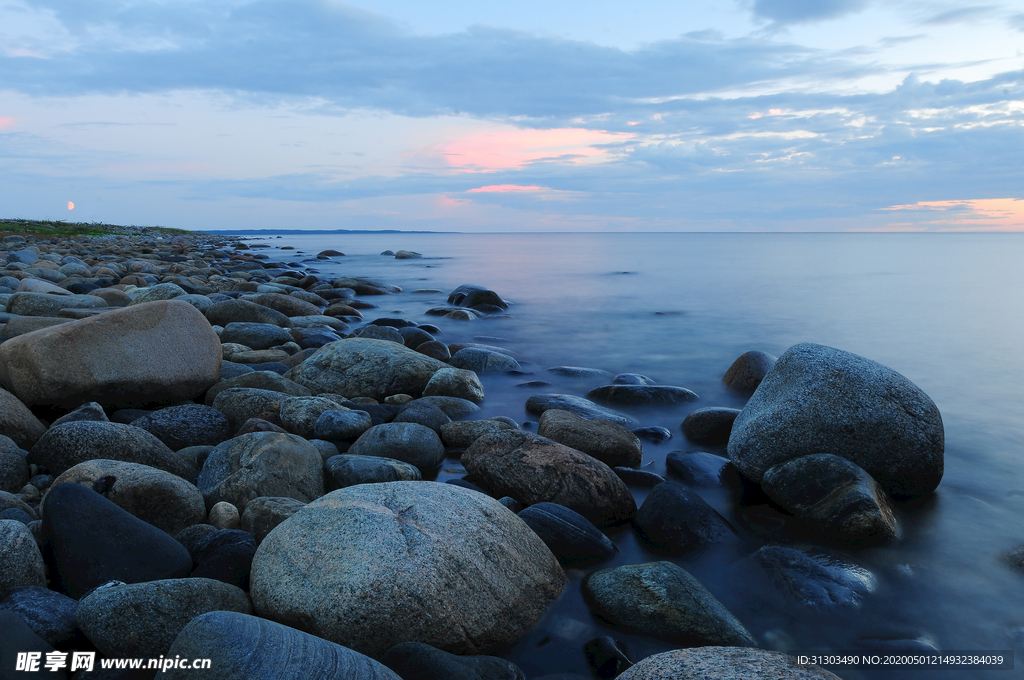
xmin=247 ymin=232 xmax=1024 ymax=679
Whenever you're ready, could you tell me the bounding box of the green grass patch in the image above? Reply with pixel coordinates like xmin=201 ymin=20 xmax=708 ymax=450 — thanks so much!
xmin=0 ymin=219 xmax=194 ymax=237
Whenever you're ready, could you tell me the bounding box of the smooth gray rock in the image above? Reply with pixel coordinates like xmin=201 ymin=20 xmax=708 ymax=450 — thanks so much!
xmin=205 ymin=371 xmax=312 ymax=406
xmin=29 ymin=421 xmax=194 ymax=478
xmin=518 ymin=502 xmax=616 ymax=567
xmin=727 ymin=343 xmax=944 ymax=498
xmin=127 ymin=282 xmax=187 ymax=304
xmin=618 ymin=647 xmax=841 ymax=680
xmin=449 ymin=348 xmax=521 ymax=373
xmin=586 ymin=384 xmax=699 ymax=406
xmin=0 ymin=519 xmax=46 ymax=600
xmin=251 ymin=483 xmax=565 ymax=657
xmin=537 ymin=409 xmax=642 ymax=468
xmin=347 ymin=422 xmax=446 ymax=471
xmin=755 ymin=545 xmax=875 ymax=609
xmin=220 ymin=322 xmax=293 ymax=350
xmin=131 ymin=404 xmax=232 ymax=450
xmin=380 ymin=641 xmax=525 ymax=680
xmin=279 ymin=396 xmax=348 ymax=439
xmin=463 ymin=430 xmax=636 ymax=528
xmin=285 ymin=338 xmax=449 ymax=400
xmin=164 ymin=610 xmax=402 ymax=680
xmin=582 ymin=561 xmax=755 ymax=647
xmin=722 ymin=350 xmax=778 ymax=394
xmin=393 ymin=400 xmax=451 ymax=433
xmin=240 ymin=496 xmax=307 ymax=545
xmin=422 ymin=367 xmax=485 ymax=403
xmin=6 ymin=292 xmax=106 ymax=317
xmin=525 ymin=394 xmax=638 ymax=427
xmin=0 ymin=586 xmax=78 ymax=646
xmin=314 ymin=409 xmax=374 ymax=442
xmin=49 ymin=459 xmax=206 ymax=536
xmin=205 ymin=298 xmax=290 ymax=327
xmin=417 ymin=396 xmax=480 ymax=419
xmin=77 ymin=578 xmax=252 ymax=657
xmin=761 ymin=454 xmax=898 ymax=546
xmin=440 ymin=419 xmax=519 ymax=449
xmin=198 ymin=432 xmax=325 ymax=512
xmin=633 ymin=482 xmax=735 ymax=554
xmin=325 ymin=454 xmax=421 ymax=490
xmin=0 ymin=387 xmax=46 ymax=448
xmin=681 ymin=407 xmax=741 ymax=446
xmin=355 ymin=324 xmax=405 ymax=343
xmin=212 ymin=387 xmax=291 ymax=431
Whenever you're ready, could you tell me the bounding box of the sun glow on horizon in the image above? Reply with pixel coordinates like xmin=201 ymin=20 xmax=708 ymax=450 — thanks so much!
xmin=882 ymin=198 xmax=1024 ymax=231
xmin=430 ymin=127 xmax=634 ymax=172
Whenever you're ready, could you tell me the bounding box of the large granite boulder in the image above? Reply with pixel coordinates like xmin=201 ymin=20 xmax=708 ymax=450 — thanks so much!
xmin=0 ymin=387 xmax=46 ymax=448
xmin=0 ymin=519 xmax=46 ymax=600
xmin=49 ymin=459 xmax=206 ymax=535
xmin=165 ymin=611 xmax=402 ymax=680
xmin=250 ymin=482 xmax=565 ymax=657
xmin=462 ymin=430 xmax=636 ymax=528
xmin=198 ymin=432 xmax=325 ymax=512
xmin=285 ymin=338 xmax=449 ymax=400
xmin=0 ymin=300 xmax=222 ymax=409
xmin=347 ymin=422 xmax=446 ymax=471
xmin=29 ymin=421 xmax=195 ymax=478
xmin=727 ymin=343 xmax=944 ymax=498
xmin=619 ymin=647 xmax=841 ymax=680
xmin=77 ymin=578 xmax=251 ymax=658
xmin=130 ymin=404 xmax=232 ymax=450
xmin=582 ymin=561 xmax=755 ymax=647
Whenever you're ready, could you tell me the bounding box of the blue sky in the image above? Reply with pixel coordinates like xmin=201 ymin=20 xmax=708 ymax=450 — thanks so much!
xmin=1 ymin=0 xmax=1022 ymax=231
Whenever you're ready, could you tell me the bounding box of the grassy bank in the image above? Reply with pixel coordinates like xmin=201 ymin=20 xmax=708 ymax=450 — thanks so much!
xmin=0 ymin=218 xmax=192 ymax=237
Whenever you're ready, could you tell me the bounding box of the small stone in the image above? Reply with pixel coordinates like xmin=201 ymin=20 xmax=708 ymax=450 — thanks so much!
xmin=422 ymin=367 xmax=485 ymax=403
xmin=665 ymin=450 xmax=730 ymax=486
xmin=325 ymin=454 xmax=422 ymax=490
xmin=586 ymin=384 xmax=699 ymax=406
xmin=723 ymin=350 xmax=778 ymax=394
xmin=537 ymin=409 xmax=642 ymax=468
xmin=131 ymin=403 xmax=232 ymax=450
xmin=450 ymin=348 xmax=521 ymax=373
xmin=525 ymin=394 xmax=638 ymax=427
xmin=314 ymin=409 xmax=374 ymax=442
xmin=240 ymin=496 xmax=307 ymax=545
xmin=681 ymin=407 xmax=741 ymax=446
xmin=209 ymin=501 xmax=241 ymax=530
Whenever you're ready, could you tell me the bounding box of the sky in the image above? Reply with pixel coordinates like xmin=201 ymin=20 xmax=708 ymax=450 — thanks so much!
xmin=1 ymin=0 xmax=1023 ymax=232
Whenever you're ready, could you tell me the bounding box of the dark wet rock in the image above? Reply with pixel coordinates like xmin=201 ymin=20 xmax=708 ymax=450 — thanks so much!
xmin=220 ymin=322 xmax=293 ymax=350
xmin=546 ymin=366 xmax=612 ymax=379
xmin=77 ymin=578 xmax=251 ymax=658
xmin=6 ymin=292 xmax=106 ymax=317
xmin=586 ymin=384 xmax=699 ymax=406
xmin=0 ymin=490 xmax=37 ymax=520
xmin=380 ymin=641 xmax=525 ymax=680
xmin=42 ymin=484 xmax=192 ymax=599
xmin=614 ymin=467 xmax=665 ymax=487
xmin=164 ymin=610 xmax=402 ymax=680
xmin=584 ymin=636 xmax=633 ymax=680
xmin=665 ymin=450 xmax=730 ymax=486
xmin=582 ymin=561 xmax=755 ymax=647
xmin=723 ymin=350 xmax=778 ymax=394
xmin=235 ymin=417 xmax=289 ymax=435
xmin=347 ymin=422 xmax=445 ymax=471
xmin=29 ymin=421 xmax=193 ymax=478
xmin=369 ymin=317 xmax=419 ymax=329
xmin=612 ymin=373 xmax=657 ymax=386
xmin=440 ymin=419 xmax=519 ymax=449
xmin=463 ymin=430 xmax=636 ymax=528
xmin=417 ymin=396 xmax=480 ymax=419
xmin=447 ymin=478 xmax=488 ymax=495
xmin=518 ymin=502 xmax=616 ymax=567
xmin=761 ymin=454 xmax=898 ymax=546
xmin=0 ymin=387 xmax=47 ymax=449
xmin=314 ymin=409 xmax=374 ymax=442
xmin=728 ymin=343 xmax=944 ymax=498
xmin=416 ymin=340 xmax=451 ymax=361
xmin=0 ymin=300 xmax=221 ymax=409
xmin=355 ymin=324 xmax=406 ymax=343
xmin=49 ymin=401 xmax=108 ymax=428
xmin=422 ymin=367 xmax=485 ymax=403
xmin=525 ymin=394 xmax=638 ymax=427
xmin=211 ymin=387 xmax=292 ymax=432
xmin=397 ymin=326 xmax=434 ymax=349
xmin=633 ymin=482 xmax=735 ymax=554
xmin=449 ymin=348 xmax=521 ymax=373
xmin=204 ymin=370 xmax=311 ymax=406
xmin=131 ymin=404 xmax=231 ymax=450
xmin=681 ymin=407 xmax=741 ymax=446
xmin=394 ymin=400 xmax=451 ymax=433
xmin=248 ymin=292 xmax=321 ymax=318
xmin=110 ymin=408 xmax=151 ymax=424
xmin=240 ymin=496 xmax=306 ymax=545
xmin=0 ymin=586 xmax=78 ymax=646
xmin=0 ymin=508 xmax=33 ymax=524
xmin=0 ymin=610 xmax=69 ymax=680
xmin=190 ymin=529 xmax=256 ymax=565
xmin=205 ymin=298 xmax=289 ymax=326
xmin=618 ymin=647 xmax=841 ymax=680
xmin=498 ymin=496 xmax=523 ymax=512
xmin=199 ymin=432 xmax=324 ymax=512
xmin=250 ymin=482 xmax=565 ymax=657
xmin=278 ymin=396 xmax=347 ymax=439
xmin=447 ymin=285 xmax=508 ymax=311
xmin=0 ymin=445 xmax=28 ymax=495
xmin=49 ymin=459 xmax=206 ymax=536
xmin=537 ymin=409 xmax=642 ymax=468
xmin=325 ymin=454 xmax=422 ymax=490
xmin=190 ymin=543 xmax=256 ymax=590
xmin=0 ymin=519 xmax=46 ymax=600
xmin=631 ymin=426 xmax=672 ymax=443
xmin=755 ymin=545 xmax=875 ymax=609
xmin=286 ymin=338 xmax=448 ymax=401
xmin=333 ymin=276 xmax=402 ymax=295
xmin=308 ymin=438 xmax=340 ymax=461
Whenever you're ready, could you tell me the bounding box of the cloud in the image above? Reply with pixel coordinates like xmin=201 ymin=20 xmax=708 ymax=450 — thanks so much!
xmin=882 ymin=198 xmax=1024 ymax=231
xmin=748 ymin=0 xmax=870 ymax=25
xmin=425 ymin=128 xmax=634 ymax=172
xmin=922 ymin=6 xmax=998 ymax=25
xmin=1010 ymin=13 xmax=1024 ymax=30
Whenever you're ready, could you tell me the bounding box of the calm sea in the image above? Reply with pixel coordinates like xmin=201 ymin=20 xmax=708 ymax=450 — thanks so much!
xmin=242 ymin=232 xmax=1024 ymax=679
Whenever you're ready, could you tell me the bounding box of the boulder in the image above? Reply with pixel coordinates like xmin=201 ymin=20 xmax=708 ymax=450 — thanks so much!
xmin=220 ymin=322 xmax=293 ymax=350
xmin=417 ymin=396 xmax=480 ymax=419
xmin=42 ymin=483 xmax=193 ymax=598
xmin=198 ymin=432 xmax=325 ymax=512
xmin=0 ymin=300 xmax=221 ymax=409
xmin=393 ymin=400 xmax=451 ymax=433
xmin=49 ymin=459 xmax=206 ymax=535
xmin=665 ymin=451 xmax=729 ymax=486
xmin=127 ymin=282 xmax=186 ymax=304
xmin=0 ymin=388 xmax=47 ymax=448
xmin=347 ymin=422 xmax=446 ymax=471
xmin=164 ymin=611 xmax=402 ymax=680
xmin=279 ymin=396 xmax=348 ymax=439
xmin=6 ymin=291 xmax=106 ymax=317
xmin=449 ymin=348 xmax=521 ymax=373
xmin=212 ymin=387 xmax=291 ymax=432
xmin=422 ymin=367 xmax=485 ymax=403
xmin=618 ymin=647 xmax=841 ymax=680
xmin=325 ymin=454 xmax=421 ymax=490
xmin=681 ymin=407 xmax=741 ymax=446
xmin=331 ymin=276 xmax=402 ymax=295
xmin=722 ymin=350 xmax=778 ymax=394
xmin=286 ymin=338 xmax=449 ymax=400
xmin=537 ymin=410 xmax=642 ymax=468
xmin=525 ymin=394 xmax=638 ymax=427
xmin=440 ymin=419 xmax=519 ymax=450
xmin=0 ymin=445 xmax=29 ymax=495
xmin=582 ymin=561 xmax=755 ymax=647
xmin=250 ymin=482 xmax=565 ymax=657
xmin=49 ymin=401 xmax=108 ymax=427
xmin=77 ymin=578 xmax=251 ymax=658
xmin=204 ymin=371 xmax=311 ymax=407
xmin=248 ymin=292 xmax=321 ymax=318
xmin=518 ymin=502 xmax=616 ymax=567
xmin=761 ymin=454 xmax=898 ymax=547
xmin=240 ymin=496 xmax=307 ymax=545
xmin=29 ymin=421 xmax=194 ymax=478
xmin=205 ymin=299 xmax=290 ymax=327
xmin=130 ymin=404 xmax=232 ymax=450
xmin=462 ymin=430 xmax=636 ymax=528
xmin=727 ymin=343 xmax=944 ymax=498
xmin=632 ymin=482 xmax=735 ymax=554
xmin=314 ymin=409 xmax=374 ymax=442
xmin=0 ymin=519 xmax=46 ymax=600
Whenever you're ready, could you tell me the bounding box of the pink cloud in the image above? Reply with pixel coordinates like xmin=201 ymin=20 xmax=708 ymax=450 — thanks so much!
xmin=466 ymin=184 xmax=546 ymax=193
xmin=431 ymin=127 xmax=634 ymax=173
xmin=882 ymin=198 xmax=1024 ymax=231
xmin=0 ymin=117 xmax=16 ymax=130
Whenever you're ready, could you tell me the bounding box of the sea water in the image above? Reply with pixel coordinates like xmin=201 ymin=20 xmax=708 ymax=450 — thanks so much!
xmin=242 ymin=231 xmax=1024 ymax=679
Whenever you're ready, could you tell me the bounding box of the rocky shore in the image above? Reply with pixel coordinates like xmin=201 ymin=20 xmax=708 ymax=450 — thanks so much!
xmin=0 ymin=230 xmax=951 ymax=679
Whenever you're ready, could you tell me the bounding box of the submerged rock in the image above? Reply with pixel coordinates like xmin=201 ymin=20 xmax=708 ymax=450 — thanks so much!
xmin=525 ymin=394 xmax=638 ymax=427
xmin=755 ymin=545 xmax=875 ymax=609
xmin=518 ymin=502 xmax=617 ymax=567
xmin=586 ymin=385 xmax=699 ymax=406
